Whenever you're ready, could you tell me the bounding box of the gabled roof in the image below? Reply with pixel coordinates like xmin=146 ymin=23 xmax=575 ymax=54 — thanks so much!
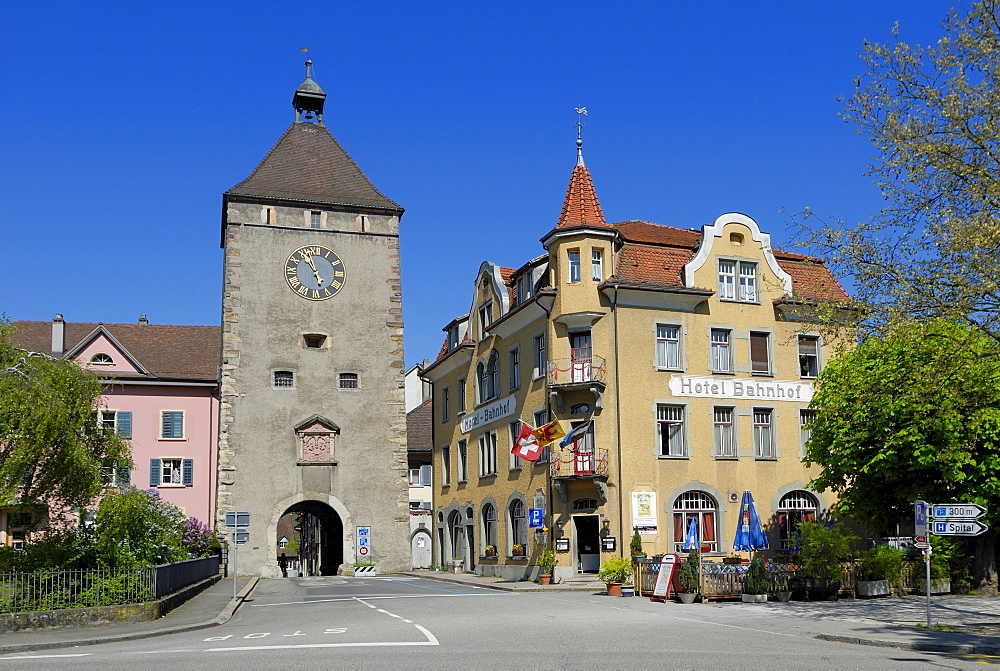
xmin=225 ymin=122 xmax=402 ymax=213
xmin=9 ymin=321 xmax=220 ymax=381
xmin=406 ymin=400 xmax=433 ymax=453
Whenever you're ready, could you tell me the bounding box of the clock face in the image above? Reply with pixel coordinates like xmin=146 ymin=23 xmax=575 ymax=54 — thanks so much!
xmin=284 ymin=245 xmax=346 ymax=300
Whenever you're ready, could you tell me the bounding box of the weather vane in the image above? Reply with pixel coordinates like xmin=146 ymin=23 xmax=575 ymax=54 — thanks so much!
xmin=574 ymin=107 xmax=587 ymax=140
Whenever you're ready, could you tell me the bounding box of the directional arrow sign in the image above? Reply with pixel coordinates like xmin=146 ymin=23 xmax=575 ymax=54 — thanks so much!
xmin=932 ymin=520 xmax=989 ymax=536
xmin=932 ymin=503 xmax=987 ymax=520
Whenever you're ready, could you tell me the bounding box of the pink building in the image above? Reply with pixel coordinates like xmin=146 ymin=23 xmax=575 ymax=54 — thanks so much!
xmin=7 ymin=315 xmax=221 ymax=540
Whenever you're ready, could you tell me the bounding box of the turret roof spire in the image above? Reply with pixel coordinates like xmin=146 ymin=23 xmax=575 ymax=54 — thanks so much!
xmin=556 ymin=107 xmax=608 ymax=229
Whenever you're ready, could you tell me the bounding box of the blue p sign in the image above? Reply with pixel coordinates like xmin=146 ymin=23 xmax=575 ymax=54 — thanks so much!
xmin=529 ymin=509 xmax=543 ymax=527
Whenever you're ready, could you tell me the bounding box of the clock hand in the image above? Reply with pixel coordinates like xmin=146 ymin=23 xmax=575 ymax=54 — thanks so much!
xmin=302 ymin=254 xmax=319 ymax=274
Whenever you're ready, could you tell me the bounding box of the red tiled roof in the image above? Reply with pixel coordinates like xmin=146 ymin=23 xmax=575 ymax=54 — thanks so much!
xmin=615 ymin=220 xmax=700 ymax=248
xmin=9 ymin=321 xmax=220 ymax=381
xmin=556 ymin=165 xmax=608 ymax=229
xmin=777 ymin=258 xmax=851 ymax=302
xmin=406 ymin=400 xmax=433 ymax=453
xmin=613 ymin=244 xmax=695 ymax=288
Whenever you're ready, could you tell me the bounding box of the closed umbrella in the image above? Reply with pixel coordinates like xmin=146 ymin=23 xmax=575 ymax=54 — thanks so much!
xmin=683 ymin=517 xmax=699 ymax=551
xmin=732 ymin=491 xmax=769 ymax=552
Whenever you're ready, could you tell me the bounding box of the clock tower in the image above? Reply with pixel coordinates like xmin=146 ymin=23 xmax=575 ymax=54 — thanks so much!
xmin=217 ymin=61 xmax=409 ymax=576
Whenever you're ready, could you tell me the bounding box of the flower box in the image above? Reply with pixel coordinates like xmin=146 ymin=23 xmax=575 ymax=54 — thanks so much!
xmin=857 ymin=579 xmax=890 ymax=598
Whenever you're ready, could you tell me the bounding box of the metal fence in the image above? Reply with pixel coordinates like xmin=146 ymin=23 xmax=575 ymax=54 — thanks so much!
xmin=0 ymin=555 xmax=221 ymax=614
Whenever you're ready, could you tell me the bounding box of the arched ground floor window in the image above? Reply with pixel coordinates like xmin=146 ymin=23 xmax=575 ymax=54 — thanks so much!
xmin=672 ymin=491 xmax=717 ymax=553
xmin=777 ymin=490 xmax=818 ymax=550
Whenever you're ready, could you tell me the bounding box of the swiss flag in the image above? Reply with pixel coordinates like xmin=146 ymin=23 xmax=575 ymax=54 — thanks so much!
xmin=511 ymin=422 xmax=543 ymax=462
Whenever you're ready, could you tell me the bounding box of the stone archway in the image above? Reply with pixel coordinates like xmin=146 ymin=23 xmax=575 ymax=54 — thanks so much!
xmin=278 ymin=500 xmax=343 ymax=576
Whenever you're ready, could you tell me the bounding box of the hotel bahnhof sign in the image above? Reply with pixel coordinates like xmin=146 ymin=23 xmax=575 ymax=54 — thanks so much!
xmin=461 ymin=395 xmax=517 ymax=433
xmin=669 ymin=375 xmax=814 ymax=402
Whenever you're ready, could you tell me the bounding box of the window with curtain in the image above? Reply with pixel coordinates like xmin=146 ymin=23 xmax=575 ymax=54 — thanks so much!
xmin=777 ymin=491 xmax=818 ymax=550
xmin=672 ymin=491 xmax=717 ymax=553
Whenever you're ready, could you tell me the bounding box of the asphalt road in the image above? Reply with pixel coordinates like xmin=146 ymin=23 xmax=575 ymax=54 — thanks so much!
xmin=2 ymin=576 xmax=996 ymax=669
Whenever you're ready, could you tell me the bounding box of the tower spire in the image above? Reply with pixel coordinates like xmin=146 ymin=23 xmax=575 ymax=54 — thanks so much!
xmin=574 ymin=106 xmax=587 ymax=167
xmin=293 ymin=55 xmax=327 ymax=124
xmin=556 ymin=107 xmax=608 ymax=229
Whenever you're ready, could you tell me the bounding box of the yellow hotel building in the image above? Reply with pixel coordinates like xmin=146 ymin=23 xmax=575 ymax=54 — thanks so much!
xmin=422 ymin=141 xmax=848 ymax=581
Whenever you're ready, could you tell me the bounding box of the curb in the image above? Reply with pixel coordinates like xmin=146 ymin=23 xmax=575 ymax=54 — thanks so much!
xmin=0 ymin=576 xmax=259 ymax=655
xmin=816 ymin=633 xmax=1000 ymax=656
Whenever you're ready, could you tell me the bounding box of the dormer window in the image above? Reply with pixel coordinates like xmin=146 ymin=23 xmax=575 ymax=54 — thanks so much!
xmin=447 ymin=325 xmax=460 ymax=350
xmin=718 ymin=260 xmax=758 ymax=303
xmin=90 ymin=353 xmax=114 ymax=365
xmin=478 ymin=302 xmax=493 ymax=340
xmin=515 ymin=275 xmax=532 ymax=306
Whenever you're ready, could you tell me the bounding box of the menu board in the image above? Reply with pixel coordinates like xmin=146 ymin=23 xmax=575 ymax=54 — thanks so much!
xmin=650 ymin=553 xmax=679 ymax=602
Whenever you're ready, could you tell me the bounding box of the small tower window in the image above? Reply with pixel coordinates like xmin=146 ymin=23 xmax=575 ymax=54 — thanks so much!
xmin=339 ymin=373 xmax=358 ymax=389
xmin=303 ymin=334 xmax=327 ymax=349
xmin=356 ymin=215 xmax=370 ymax=232
xmin=90 ymin=353 xmax=114 ymax=365
xmin=310 ymin=211 xmax=322 ymax=229
xmin=274 ymin=371 xmax=294 ymax=388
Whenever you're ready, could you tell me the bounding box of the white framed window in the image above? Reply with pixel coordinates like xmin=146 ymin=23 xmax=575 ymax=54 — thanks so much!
xmin=99 ymin=410 xmax=133 ymax=439
xmin=310 ymin=211 xmax=322 ymax=229
xmin=408 ymin=468 xmax=421 ymax=486
xmin=160 ymin=411 xmax=184 ymax=439
xmin=798 ymin=335 xmax=820 ymax=378
xmin=532 ymin=334 xmax=546 ymax=378
xmin=655 ymin=325 xmax=680 ymax=369
xmin=591 ymin=249 xmax=603 ymax=282
xmin=568 ymin=250 xmax=581 ymax=283
xmin=778 ymin=491 xmax=818 ymax=550
xmin=508 ymin=421 xmax=522 ymax=470
xmin=673 ymin=491 xmax=718 ymax=553
xmin=274 ymin=370 xmax=294 ymax=388
xmin=458 ymin=378 xmax=467 ymax=412
xmin=739 ymin=262 xmax=758 ymax=302
xmin=799 ymin=409 xmax=817 ymax=451
xmin=718 ymin=260 xmax=735 ymax=300
xmin=656 ymin=405 xmax=686 ymax=457
xmin=90 ymin=353 xmax=114 ymax=365
xmin=458 ymin=439 xmax=468 ymax=482
xmin=508 ymin=348 xmax=520 ymax=390
xmin=710 ymin=330 xmax=731 ymax=372
xmin=753 ymin=408 xmax=775 ymax=459
xmin=478 ymin=302 xmax=493 ymax=339
xmin=441 ymin=386 xmax=450 ymax=422
xmin=515 ymin=274 xmax=531 ymax=305
xmin=339 ymin=373 xmax=359 ymax=389
xmin=713 ymin=407 xmax=736 ymax=458
xmin=149 ymin=458 xmax=193 ymax=487
xmin=479 ymin=432 xmax=497 ymax=477
xmin=509 ymin=499 xmax=527 ymax=550
xmin=441 ymin=445 xmax=451 ymax=486
xmin=750 ymin=332 xmax=771 ymax=375
xmin=482 ymin=503 xmax=498 ymax=550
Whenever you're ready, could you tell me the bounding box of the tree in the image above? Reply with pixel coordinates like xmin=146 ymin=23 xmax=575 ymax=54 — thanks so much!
xmin=805 ymin=319 xmax=1000 ymax=592
xmin=794 ymin=2 xmax=1000 ymax=346
xmin=0 ymin=319 xmax=130 ymax=510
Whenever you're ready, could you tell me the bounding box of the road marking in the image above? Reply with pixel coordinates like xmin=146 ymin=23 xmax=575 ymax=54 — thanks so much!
xmin=251 ymin=592 xmax=502 ymax=607
xmin=4 ymin=654 xmax=92 ymax=659
xmin=204 ymin=641 xmax=437 ymax=651
xmin=388 ymin=579 xmax=470 ymax=594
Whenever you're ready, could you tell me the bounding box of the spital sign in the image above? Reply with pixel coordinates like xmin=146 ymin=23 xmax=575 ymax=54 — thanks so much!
xmin=670 ymin=375 xmax=813 ymax=402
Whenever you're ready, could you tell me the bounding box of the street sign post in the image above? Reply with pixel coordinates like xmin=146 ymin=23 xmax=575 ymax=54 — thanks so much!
xmin=932 ymin=520 xmax=989 ymax=536
xmin=914 ymin=501 xmax=929 ymax=549
xmin=356 ymin=526 xmax=372 ymax=564
xmin=932 ymin=504 xmax=987 ymax=520
xmin=225 ymin=511 xmax=251 ymax=528
xmin=233 ymin=529 xmax=250 ymax=545
xmin=225 ymin=511 xmax=251 ymax=599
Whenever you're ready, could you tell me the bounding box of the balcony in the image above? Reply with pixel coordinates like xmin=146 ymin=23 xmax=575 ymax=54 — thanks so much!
xmin=549 ymin=447 xmax=609 ymax=479
xmin=546 ymin=356 xmax=606 ymax=412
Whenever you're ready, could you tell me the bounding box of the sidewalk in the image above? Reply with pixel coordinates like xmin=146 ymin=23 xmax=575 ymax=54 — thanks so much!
xmin=402 ymin=569 xmax=1000 ymax=655
xmin=0 ymin=575 xmax=258 ymax=655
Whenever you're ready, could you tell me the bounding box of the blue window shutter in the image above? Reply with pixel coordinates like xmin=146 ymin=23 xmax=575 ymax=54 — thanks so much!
xmin=116 ymin=411 xmax=132 ymax=439
xmin=162 ymin=411 xmax=183 ymax=438
xmin=182 ymin=459 xmax=194 ymax=486
xmin=161 ymin=413 xmax=170 ymax=438
xmin=149 ymin=459 xmax=160 ymax=487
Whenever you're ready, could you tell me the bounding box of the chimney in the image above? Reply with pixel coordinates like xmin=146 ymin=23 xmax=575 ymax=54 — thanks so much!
xmin=51 ymin=314 xmax=65 ymax=357
xmin=138 ymin=314 xmax=149 ymax=325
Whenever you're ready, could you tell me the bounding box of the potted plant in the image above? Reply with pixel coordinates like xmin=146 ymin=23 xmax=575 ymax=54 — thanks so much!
xmin=630 ymin=527 xmax=646 ymax=562
xmin=741 ymin=557 xmax=769 ymax=602
xmin=597 ymin=556 xmax=633 ymax=597
xmin=511 ymin=544 xmax=526 ymax=558
xmin=789 ymin=521 xmax=854 ymax=600
xmin=678 ymin=552 xmax=700 ymax=604
xmin=857 ymin=545 xmax=901 ymax=598
xmin=452 ymin=557 xmax=464 ymax=573
xmin=484 ymin=545 xmax=498 ymax=558
xmin=538 ymin=548 xmax=557 ymax=585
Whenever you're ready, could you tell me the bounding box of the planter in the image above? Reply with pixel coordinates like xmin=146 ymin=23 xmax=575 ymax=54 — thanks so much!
xmin=741 ymin=593 xmax=768 ymax=603
xmin=789 ymin=577 xmax=840 ymax=601
xmin=723 ymin=557 xmax=743 ymax=566
xmin=678 ymin=592 xmax=698 ymax=604
xmin=539 ymin=574 xmax=552 ymax=585
xmin=606 ymin=583 xmax=622 ymax=597
xmin=775 ymin=590 xmax=792 ymax=602
xmin=916 ymin=579 xmax=951 ymax=595
xmin=857 ymin=579 xmax=890 ymax=598
xmin=631 ymin=554 xmax=647 ymax=563
xmin=621 ymin=585 xmax=634 ymax=597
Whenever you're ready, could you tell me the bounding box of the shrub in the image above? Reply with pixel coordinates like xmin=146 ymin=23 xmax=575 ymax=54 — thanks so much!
xmin=859 ymin=545 xmax=903 ymax=585
xmin=744 ymin=557 xmax=768 ymax=595
xmin=679 ymin=552 xmax=700 ymax=593
xmin=797 ymin=521 xmax=855 ymax=582
xmin=181 ymin=518 xmax=216 ymax=557
xmin=538 ymin=549 xmax=557 ymax=573
xmin=630 ymin=528 xmax=644 ymax=556
xmin=94 ymin=488 xmax=188 ymax=568
xmin=597 ymin=557 xmax=633 ymax=585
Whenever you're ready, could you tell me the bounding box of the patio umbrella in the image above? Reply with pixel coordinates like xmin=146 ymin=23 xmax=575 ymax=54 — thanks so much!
xmin=732 ymin=491 xmax=769 ymax=552
xmin=683 ymin=517 xmax=699 ymax=551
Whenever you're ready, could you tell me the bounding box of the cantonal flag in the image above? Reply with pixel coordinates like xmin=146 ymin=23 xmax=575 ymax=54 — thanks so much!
xmin=532 ymin=419 xmax=566 ymax=447
xmin=511 ymin=422 xmax=544 ymax=462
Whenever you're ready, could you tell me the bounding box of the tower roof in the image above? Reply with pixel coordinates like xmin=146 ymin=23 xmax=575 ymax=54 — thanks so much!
xmin=293 ymin=59 xmax=327 ymax=122
xmin=555 ymin=163 xmax=608 ymax=229
xmin=225 ymin=122 xmax=402 ymax=212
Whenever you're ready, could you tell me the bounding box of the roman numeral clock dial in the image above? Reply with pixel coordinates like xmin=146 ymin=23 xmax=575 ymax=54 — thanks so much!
xmin=284 ymin=245 xmax=347 ymax=300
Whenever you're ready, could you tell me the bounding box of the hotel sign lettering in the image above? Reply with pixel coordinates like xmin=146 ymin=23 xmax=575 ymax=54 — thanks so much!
xmin=669 ymin=375 xmax=813 ymax=402
xmin=461 ymin=395 xmax=517 ymax=433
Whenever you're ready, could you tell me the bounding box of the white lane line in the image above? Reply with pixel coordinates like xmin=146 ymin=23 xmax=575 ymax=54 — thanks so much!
xmin=4 ymin=654 xmax=92 ymax=659
xmin=205 ymin=641 xmax=437 ymax=652
xmin=252 ymin=592 xmax=502 ymax=607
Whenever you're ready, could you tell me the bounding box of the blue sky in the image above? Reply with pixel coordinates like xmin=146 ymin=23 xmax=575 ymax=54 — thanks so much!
xmin=1 ymin=2 xmax=954 ymax=366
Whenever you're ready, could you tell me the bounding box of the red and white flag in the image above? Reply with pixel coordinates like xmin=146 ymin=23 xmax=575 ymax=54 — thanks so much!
xmin=511 ymin=421 xmax=544 ymax=462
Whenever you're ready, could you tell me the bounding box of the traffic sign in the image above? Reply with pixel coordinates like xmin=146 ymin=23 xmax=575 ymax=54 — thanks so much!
xmin=233 ymin=529 xmax=250 ymax=545
xmin=932 ymin=503 xmax=987 ymax=520
xmin=914 ymin=501 xmax=929 ymax=549
xmin=932 ymin=520 xmax=989 ymax=536
xmin=529 ymin=508 xmax=544 ymax=528
xmin=225 ymin=511 xmax=251 ymax=528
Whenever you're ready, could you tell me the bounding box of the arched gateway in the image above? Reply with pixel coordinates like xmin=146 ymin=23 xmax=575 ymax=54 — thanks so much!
xmin=214 ymin=62 xmax=410 ymax=577
xmin=277 ymin=500 xmax=343 ymax=576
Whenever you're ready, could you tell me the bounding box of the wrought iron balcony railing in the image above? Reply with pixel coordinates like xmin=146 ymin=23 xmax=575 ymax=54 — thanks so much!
xmin=549 ymin=447 xmax=609 ymax=479
xmin=546 ymin=356 xmax=607 ymax=387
